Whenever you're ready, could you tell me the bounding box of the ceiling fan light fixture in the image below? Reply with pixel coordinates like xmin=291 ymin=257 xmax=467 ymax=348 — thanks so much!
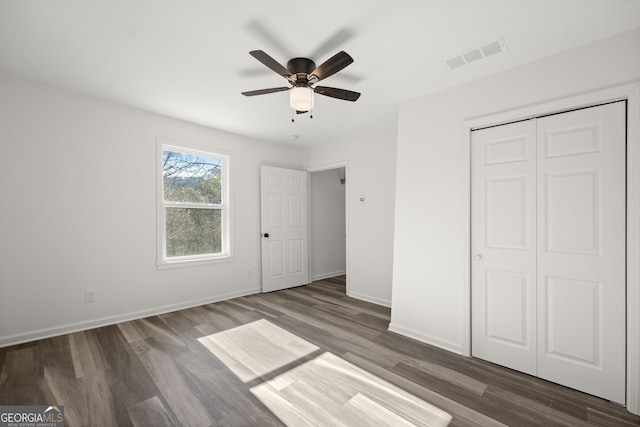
xmin=290 ymin=86 xmax=314 ymax=111
xmin=242 ymin=50 xmax=360 ymax=116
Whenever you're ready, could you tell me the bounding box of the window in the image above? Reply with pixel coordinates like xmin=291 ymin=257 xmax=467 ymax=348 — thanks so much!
xmin=157 ymin=139 xmax=231 ymax=267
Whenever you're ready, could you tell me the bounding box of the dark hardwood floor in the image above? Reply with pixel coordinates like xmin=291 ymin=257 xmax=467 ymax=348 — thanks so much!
xmin=1 ymin=276 xmax=638 ymax=426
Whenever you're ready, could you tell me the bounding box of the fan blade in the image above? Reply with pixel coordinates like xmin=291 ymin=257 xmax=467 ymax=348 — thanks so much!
xmin=314 ymin=86 xmax=361 ymax=101
xmin=311 ymin=51 xmax=353 ymax=81
xmin=242 ymin=87 xmax=290 ymax=96
xmin=249 ymin=50 xmax=291 ymax=78
xmin=308 ymin=28 xmax=354 ymax=60
xmin=246 ymin=21 xmax=294 ymax=59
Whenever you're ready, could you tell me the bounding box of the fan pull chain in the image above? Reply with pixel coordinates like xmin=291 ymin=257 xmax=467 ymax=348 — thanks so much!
xmin=310 ymin=109 xmax=313 ymax=119
xmin=291 ymin=110 xmax=295 ymax=123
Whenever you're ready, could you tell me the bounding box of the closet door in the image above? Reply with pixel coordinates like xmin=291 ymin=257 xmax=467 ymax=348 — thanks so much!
xmin=536 ymin=102 xmax=626 ymax=404
xmin=471 ymin=120 xmax=537 ymax=375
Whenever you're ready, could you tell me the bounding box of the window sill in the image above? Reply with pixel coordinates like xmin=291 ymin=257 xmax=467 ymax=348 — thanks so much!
xmin=156 ymin=255 xmax=235 ymax=270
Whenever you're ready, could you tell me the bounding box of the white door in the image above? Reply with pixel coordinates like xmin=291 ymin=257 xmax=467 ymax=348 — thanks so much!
xmin=471 ymin=102 xmax=626 ymax=403
xmin=260 ymin=165 xmax=309 ymax=292
xmin=536 ymin=102 xmax=626 ymax=403
xmin=471 ymin=119 xmax=538 ymax=376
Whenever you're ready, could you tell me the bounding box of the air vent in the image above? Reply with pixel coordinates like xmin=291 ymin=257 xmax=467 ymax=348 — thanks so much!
xmin=446 ymin=37 xmax=507 ymax=70
xmin=446 ymin=56 xmax=466 ymax=70
xmin=481 ymin=40 xmax=504 ymax=57
xmin=463 ymin=49 xmax=483 ymax=64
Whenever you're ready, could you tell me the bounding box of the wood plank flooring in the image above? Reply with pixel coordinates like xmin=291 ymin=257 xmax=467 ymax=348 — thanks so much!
xmin=1 ymin=276 xmax=638 ymax=426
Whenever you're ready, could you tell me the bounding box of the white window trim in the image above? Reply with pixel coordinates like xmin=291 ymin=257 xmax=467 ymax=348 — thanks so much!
xmin=156 ymin=137 xmax=233 ymax=269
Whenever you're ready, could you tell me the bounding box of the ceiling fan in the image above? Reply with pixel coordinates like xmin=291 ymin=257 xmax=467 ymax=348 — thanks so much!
xmin=241 ymin=50 xmax=361 ymax=115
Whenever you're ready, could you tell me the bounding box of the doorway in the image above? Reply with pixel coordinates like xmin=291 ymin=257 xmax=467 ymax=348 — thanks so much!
xmin=309 ymin=166 xmax=347 ymax=285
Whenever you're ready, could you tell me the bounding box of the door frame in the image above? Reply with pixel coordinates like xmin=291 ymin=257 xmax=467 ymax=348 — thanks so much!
xmin=461 ymin=82 xmax=640 ymax=413
xmin=307 ymin=161 xmax=350 ymax=295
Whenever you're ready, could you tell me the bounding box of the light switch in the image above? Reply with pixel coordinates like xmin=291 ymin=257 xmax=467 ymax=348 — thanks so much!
xmin=359 ymin=195 xmax=366 ymax=204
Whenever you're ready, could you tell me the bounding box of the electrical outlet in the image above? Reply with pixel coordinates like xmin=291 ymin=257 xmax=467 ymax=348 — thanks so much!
xmin=85 ymin=289 xmax=96 ymax=303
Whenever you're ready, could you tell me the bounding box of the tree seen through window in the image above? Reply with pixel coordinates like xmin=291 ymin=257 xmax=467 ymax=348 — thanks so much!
xmin=162 ymin=149 xmax=223 ymax=257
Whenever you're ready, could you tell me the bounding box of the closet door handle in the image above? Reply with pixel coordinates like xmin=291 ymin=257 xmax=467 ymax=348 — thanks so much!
xmin=262 ymin=233 xmax=270 ymax=238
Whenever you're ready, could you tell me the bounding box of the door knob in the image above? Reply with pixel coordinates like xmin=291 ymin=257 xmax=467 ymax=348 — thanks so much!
xmin=474 ymin=254 xmax=482 ymax=261
xmin=262 ymin=233 xmax=269 ymax=238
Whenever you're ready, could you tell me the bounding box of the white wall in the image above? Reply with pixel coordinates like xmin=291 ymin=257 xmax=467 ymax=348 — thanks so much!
xmin=391 ymin=28 xmax=640 ymax=352
xmin=310 ymin=168 xmax=346 ymax=280
xmin=0 ymin=74 xmax=305 ymax=346
xmin=306 ymin=133 xmax=397 ymax=306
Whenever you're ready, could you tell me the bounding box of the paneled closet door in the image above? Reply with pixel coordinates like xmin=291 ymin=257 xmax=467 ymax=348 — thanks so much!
xmin=471 ymin=119 xmax=538 ymax=376
xmin=536 ymin=102 xmax=626 ymax=404
xmin=472 ymin=102 xmax=626 ymax=404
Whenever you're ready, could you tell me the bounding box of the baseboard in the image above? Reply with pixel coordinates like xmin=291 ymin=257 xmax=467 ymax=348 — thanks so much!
xmin=347 ymin=291 xmax=391 ymax=308
xmin=0 ymin=287 xmax=261 ymax=348
xmin=388 ymin=322 xmax=464 ymax=355
xmin=311 ymin=270 xmax=346 ymax=282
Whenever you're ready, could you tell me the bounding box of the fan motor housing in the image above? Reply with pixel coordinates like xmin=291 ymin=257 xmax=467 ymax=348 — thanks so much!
xmin=287 ymin=57 xmax=316 ymax=75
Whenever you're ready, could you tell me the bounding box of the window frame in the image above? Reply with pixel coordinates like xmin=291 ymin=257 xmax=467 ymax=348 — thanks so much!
xmin=156 ymin=138 xmax=233 ymax=269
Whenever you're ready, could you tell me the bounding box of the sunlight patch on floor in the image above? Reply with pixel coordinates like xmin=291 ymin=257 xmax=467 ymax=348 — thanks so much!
xmin=199 ymin=319 xmax=452 ymax=427
xmin=197 ymin=319 xmax=319 ymax=382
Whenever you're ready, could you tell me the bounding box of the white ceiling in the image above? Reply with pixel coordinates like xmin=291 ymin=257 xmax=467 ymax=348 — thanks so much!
xmin=1 ymin=1 xmax=639 ymax=146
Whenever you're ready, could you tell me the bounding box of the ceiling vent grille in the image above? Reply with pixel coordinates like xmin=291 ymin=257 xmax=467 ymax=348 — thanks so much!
xmin=481 ymin=40 xmax=504 ymax=57
xmin=462 ymin=49 xmax=483 ymax=64
xmin=446 ymin=37 xmax=507 ymax=70
xmin=446 ymin=56 xmax=466 ymax=70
